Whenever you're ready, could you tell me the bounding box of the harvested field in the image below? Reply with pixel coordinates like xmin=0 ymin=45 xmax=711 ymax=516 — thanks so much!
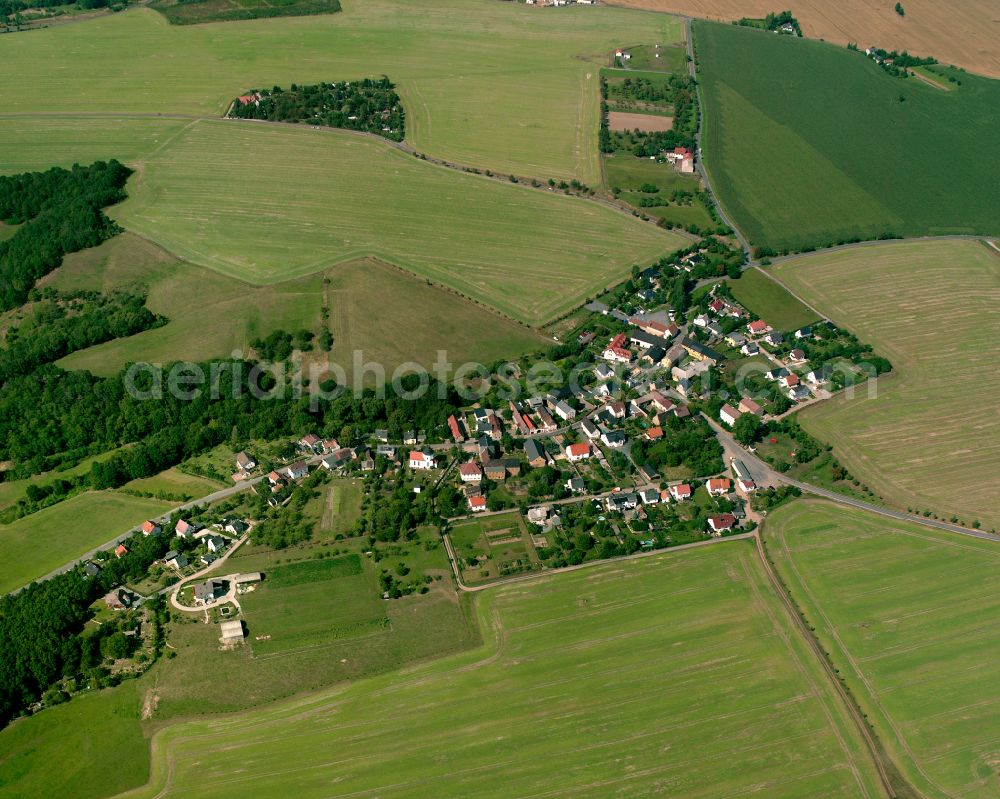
xmin=607 ymin=0 xmax=1000 ymax=79
xmin=110 ymin=542 xmax=886 ymax=799
xmin=767 ymin=499 xmax=1000 ymax=799
xmin=773 ymin=239 xmax=1000 ymax=530
xmin=608 ymin=110 xmax=674 ymax=131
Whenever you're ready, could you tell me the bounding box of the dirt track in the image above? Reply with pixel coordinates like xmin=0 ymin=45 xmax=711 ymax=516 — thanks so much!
xmin=608 ymin=0 xmax=1000 ymax=79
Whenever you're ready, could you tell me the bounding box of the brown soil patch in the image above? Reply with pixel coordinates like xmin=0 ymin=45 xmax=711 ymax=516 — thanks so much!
xmin=608 ymin=111 xmax=675 ymax=131
xmin=607 ymin=0 xmax=1000 ymax=79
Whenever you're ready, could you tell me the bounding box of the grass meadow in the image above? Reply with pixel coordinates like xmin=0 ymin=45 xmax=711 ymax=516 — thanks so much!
xmin=115 ymin=542 xmax=884 ymax=799
xmin=766 ymin=499 xmax=1000 ymax=799
xmin=108 ymin=120 xmax=683 ymax=325
xmin=695 ymin=22 xmax=1000 ymax=251
xmin=0 ymin=0 xmax=684 ymax=183
xmin=0 ymin=685 xmax=148 ymax=799
xmin=773 ymin=239 xmax=1000 ymax=531
xmin=0 ymin=491 xmax=174 ymax=594
xmin=49 ymin=235 xmax=544 ymax=377
xmin=726 ymin=266 xmax=819 ymax=331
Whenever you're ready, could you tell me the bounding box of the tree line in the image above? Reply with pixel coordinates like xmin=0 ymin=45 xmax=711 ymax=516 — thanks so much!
xmin=0 ymin=161 xmax=131 ymax=311
xmin=0 ymin=289 xmax=163 ymax=383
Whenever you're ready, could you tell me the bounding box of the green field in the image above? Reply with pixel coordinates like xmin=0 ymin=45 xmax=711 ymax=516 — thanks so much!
xmin=240 ymin=555 xmax=388 ymax=654
xmin=121 ymin=467 xmax=225 ymax=500
xmin=0 ymin=491 xmax=174 ymax=594
xmin=49 ymin=235 xmax=544 ymax=377
xmin=766 ymin=500 xmax=1000 ymax=798
xmin=106 ymin=119 xmax=684 ymax=326
xmin=0 ymin=685 xmax=149 ymax=799
xmin=727 ymin=266 xmax=820 ymax=331
xmin=773 ymin=239 xmax=1000 ymax=530
xmin=0 ymin=0 xmax=683 ymax=183
xmin=117 ymin=542 xmax=884 ymax=798
xmin=695 ymin=22 xmax=1000 ymax=251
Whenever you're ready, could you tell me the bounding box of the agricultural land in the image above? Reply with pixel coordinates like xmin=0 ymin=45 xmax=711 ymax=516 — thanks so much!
xmin=114 ymin=542 xmax=885 ymax=799
xmin=0 ymin=492 xmax=174 ymax=594
xmin=766 ymin=499 xmax=1000 ymax=799
xmin=772 ymin=239 xmax=1000 ymax=531
xmin=607 ymin=0 xmax=1000 ymax=79
xmin=695 ymin=21 xmax=1000 ymax=252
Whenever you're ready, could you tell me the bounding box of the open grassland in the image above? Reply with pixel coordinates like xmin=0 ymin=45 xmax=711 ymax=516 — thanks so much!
xmin=726 ymin=267 xmax=820 ymax=331
xmin=0 ymin=492 xmax=174 ymax=594
xmin=0 ymin=0 xmax=685 ymax=183
xmin=608 ymin=0 xmax=1000 ymax=80
xmin=773 ymin=239 xmax=1000 ymax=530
xmin=0 ymin=685 xmax=148 ymax=799
xmin=49 ymin=236 xmax=543 ymax=377
xmin=322 ymin=258 xmax=546 ymax=372
xmin=766 ymin=499 xmax=1000 ymax=798
xmin=121 ymin=467 xmax=225 ymax=500
xmin=695 ymin=22 xmax=1000 ymax=251
xmin=117 ymin=542 xmax=885 ymax=799
xmin=240 ymin=555 xmax=388 ymax=655
xmin=110 ymin=120 xmax=684 ymax=325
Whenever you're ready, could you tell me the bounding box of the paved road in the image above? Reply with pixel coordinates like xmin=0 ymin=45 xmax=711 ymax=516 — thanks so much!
xmin=706 ymin=417 xmax=1000 ymax=543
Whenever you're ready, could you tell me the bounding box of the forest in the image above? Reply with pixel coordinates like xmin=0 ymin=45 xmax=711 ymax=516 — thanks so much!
xmin=227 ymin=77 xmax=405 ymax=141
xmin=0 ymin=161 xmax=131 ymax=311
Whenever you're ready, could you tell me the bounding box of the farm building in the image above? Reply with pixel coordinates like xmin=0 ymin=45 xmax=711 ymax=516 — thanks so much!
xmin=219 ymin=620 xmax=245 ymax=642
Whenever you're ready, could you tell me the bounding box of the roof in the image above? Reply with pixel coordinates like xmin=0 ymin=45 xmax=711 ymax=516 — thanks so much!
xmin=748 ymin=320 xmax=769 ymax=332
xmin=567 ymin=442 xmax=590 ymax=457
xmin=524 ymin=439 xmax=544 ymax=460
xmin=645 ymin=426 xmax=663 ymax=440
xmin=709 ymin=513 xmax=736 ymax=529
xmin=220 ymin=620 xmax=245 ymax=639
xmin=141 ymin=520 xmax=159 ymax=534
xmin=286 ymin=460 xmax=309 ymax=472
xmin=469 ymin=496 xmax=487 ymax=508
xmin=671 ymin=483 xmax=692 ymax=496
xmin=459 ymin=462 xmax=482 ymax=476
xmin=707 ymin=478 xmax=731 ymax=492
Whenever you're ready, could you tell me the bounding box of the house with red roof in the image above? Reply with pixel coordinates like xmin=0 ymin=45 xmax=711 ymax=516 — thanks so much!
xmin=114 ymin=544 xmax=129 ymax=559
xmin=707 ymin=478 xmax=732 ymax=496
xmin=719 ymin=404 xmax=742 ymax=427
xmin=141 ymin=520 xmax=161 ymax=536
xmin=409 ymin=450 xmax=436 ymax=470
xmin=708 ymin=513 xmax=737 ymax=533
xmin=738 ymin=397 xmax=763 ymax=416
xmin=447 ymin=414 xmax=466 ymax=443
xmin=468 ymin=495 xmax=487 ymax=512
xmin=747 ymin=320 xmax=771 ymax=336
xmin=669 ymin=483 xmax=692 ymax=501
xmin=565 ymin=442 xmax=592 ymax=462
xmin=459 ymin=462 xmax=483 ymax=482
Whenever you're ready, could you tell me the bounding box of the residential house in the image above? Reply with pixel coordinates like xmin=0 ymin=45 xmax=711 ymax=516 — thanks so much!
xmin=606 ymin=492 xmax=639 ymax=512
xmin=788 ymin=385 xmax=811 ymax=401
xmin=807 ymin=365 xmax=833 ymax=385
xmin=284 ymin=461 xmax=310 ymax=480
xmin=376 ymin=444 xmax=397 ymax=459
xmin=468 ymin=495 xmax=487 ymax=513
xmin=607 ymin=401 xmax=626 ymax=419
xmin=669 ymin=483 xmax=692 ymax=501
xmin=524 ymin=439 xmax=547 ymax=468
xmin=298 ymin=433 xmax=321 ymax=453
xmin=459 ymin=462 xmax=483 ymax=482
xmin=527 ymin=505 xmax=554 ymax=526
xmin=741 ymin=341 xmax=760 ymax=356
xmin=164 ymin=550 xmax=188 ymax=570
xmin=645 ymin=425 xmax=664 ymax=441
xmin=581 ymin=418 xmax=601 ymax=439
xmin=766 ymin=367 xmax=790 ymax=381
xmin=719 ymin=404 xmax=742 ymax=427
xmin=628 ymin=330 xmax=663 ymax=350
xmin=235 ymin=451 xmax=257 ymax=471
xmin=737 ymin=478 xmax=757 ymax=494
xmin=639 ymin=488 xmax=660 ymax=505
xmin=83 ymin=561 xmax=101 ymax=578
xmin=708 ymin=513 xmax=737 ymax=533
xmin=483 ymin=461 xmax=507 ymax=481
xmin=375 ymin=429 xmax=390 ymax=443
xmin=104 ymin=588 xmax=135 ymax=610
xmin=223 ymin=518 xmax=247 ymax=535
xmin=747 ymin=320 xmax=771 ymax=336
xmin=707 ymin=478 xmax=732 ymax=496
xmin=795 ymin=326 xmax=813 ymax=340
xmin=536 ymin=407 xmax=558 ymax=432
xmin=601 ymin=429 xmax=627 ymax=448
xmin=409 ymin=450 xmax=436 ymax=470
xmin=681 ymin=337 xmax=723 ymax=364
xmin=175 ymin=519 xmax=201 ymax=538
xmin=706 ymin=321 xmax=724 ymax=338
xmin=553 ymin=400 xmax=576 ymax=422
xmin=725 ymin=332 xmax=746 ymax=347
xmin=194 ymin=579 xmax=226 ymax=605
xmin=764 ymin=331 xmax=784 ymax=347
xmin=206 ymin=535 xmax=227 ymax=553
xmin=779 ymin=373 xmax=801 ymax=389
xmin=114 ymin=544 xmax=129 ymax=559
xmin=789 ymin=349 xmax=808 ymax=364
xmin=141 ymin=520 xmax=162 ymax=536
xmin=565 ymin=442 xmax=592 ymax=462
xmin=692 ymin=314 xmax=711 ymax=329
xmin=447 ymin=414 xmax=466 ymax=443
xmin=738 ymin=397 xmax=763 ymax=416
xmin=649 ymin=390 xmax=674 ymax=414
xmin=594 ymin=363 xmax=614 ymax=381
xmin=403 ymin=430 xmax=418 ymax=445
xmin=565 ymin=476 xmax=585 ymax=493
